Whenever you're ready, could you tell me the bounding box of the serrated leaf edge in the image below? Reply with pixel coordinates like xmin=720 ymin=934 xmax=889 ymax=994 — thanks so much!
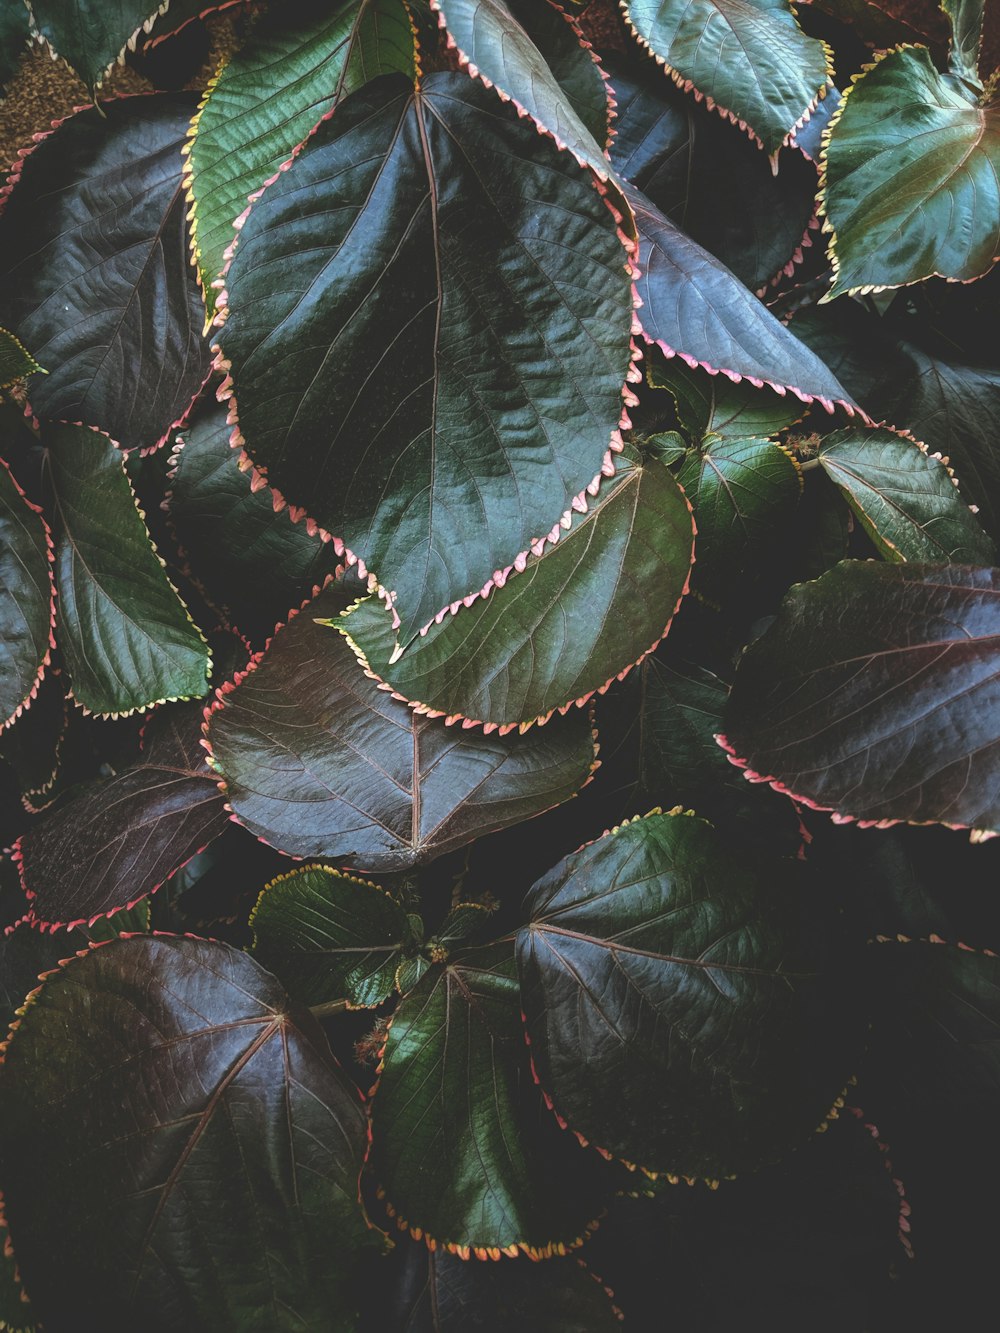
xmin=0 ymin=456 xmax=56 ymax=734
xmin=0 ymin=1192 xmax=34 ymax=1333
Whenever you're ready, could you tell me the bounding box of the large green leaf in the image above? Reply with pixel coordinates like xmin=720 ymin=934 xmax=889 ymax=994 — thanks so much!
xmin=205 ymin=583 xmax=598 ymax=871
xmin=822 ymin=45 xmax=1000 ymax=298
xmin=0 ymin=460 xmax=54 ymax=732
xmin=215 ymin=72 xmax=634 ymax=644
xmin=0 ymin=329 xmax=41 ymax=389
xmin=186 ymin=0 xmax=414 ymax=316
xmin=720 ymin=561 xmax=1000 ymax=834
xmin=369 ymin=940 xmax=610 ymax=1256
xmin=622 ymin=0 xmax=832 ymax=156
xmin=0 ymin=95 xmax=211 ymax=452
xmin=516 ymin=811 xmax=860 ymax=1179
xmin=251 ymin=864 xmax=414 ymax=1007
xmin=0 ymin=935 xmax=375 ymax=1330
xmin=336 ymin=449 xmax=694 ymax=727
xmin=47 ymin=424 xmax=209 ymax=717
xmin=817 ymin=426 xmax=994 ymax=563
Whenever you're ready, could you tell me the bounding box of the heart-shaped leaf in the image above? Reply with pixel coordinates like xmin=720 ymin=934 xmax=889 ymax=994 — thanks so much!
xmin=822 ymin=46 xmax=1000 ymax=297
xmin=622 ymin=0 xmax=832 ymax=156
xmin=0 ymin=329 xmax=41 ymax=389
xmin=517 ymin=810 xmax=861 ymax=1179
xmin=215 ymin=72 xmax=634 ymax=644
xmin=0 ymin=459 xmax=54 ymax=732
xmin=720 ymin=561 xmax=1000 ymax=835
xmin=369 ymin=940 xmax=610 ymax=1256
xmin=251 ymin=865 xmax=414 ymax=1007
xmin=47 ymin=423 xmax=210 ymax=717
xmin=0 ymin=935 xmax=375 ymax=1330
xmin=15 ymin=701 xmax=228 ymax=930
xmin=336 ymin=449 xmax=694 ymax=727
xmin=166 ymin=406 xmax=339 ymax=640
xmin=0 ymin=94 xmax=211 ymax=452
xmin=817 ymin=426 xmax=995 ymax=563
xmin=185 ymin=0 xmax=415 ymax=316
xmin=647 ymin=354 xmax=805 ymax=440
xmin=205 ymin=583 xmax=598 ymax=871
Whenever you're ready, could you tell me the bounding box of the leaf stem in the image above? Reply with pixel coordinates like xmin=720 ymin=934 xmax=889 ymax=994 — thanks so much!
xmin=799 ymin=458 xmax=822 ymax=472
xmin=309 ymin=999 xmax=350 ymax=1019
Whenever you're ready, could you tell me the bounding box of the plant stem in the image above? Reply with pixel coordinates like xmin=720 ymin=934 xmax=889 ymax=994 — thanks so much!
xmin=309 ymin=998 xmax=349 ymax=1019
xmin=799 ymin=457 xmax=822 ymax=472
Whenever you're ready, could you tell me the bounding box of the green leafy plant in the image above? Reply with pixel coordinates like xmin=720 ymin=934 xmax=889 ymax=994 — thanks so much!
xmin=0 ymin=0 xmax=998 ymax=1327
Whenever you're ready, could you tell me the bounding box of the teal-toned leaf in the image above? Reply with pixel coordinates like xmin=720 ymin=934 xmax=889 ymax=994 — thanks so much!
xmin=186 ymin=0 xmax=415 ymax=316
xmin=0 ymin=329 xmax=41 ymax=388
xmin=622 ymin=0 xmax=832 ymax=156
xmin=720 ymin=561 xmax=1000 ymax=834
xmin=647 ymin=354 xmax=805 ymax=441
xmin=818 ymin=426 xmax=995 ymax=563
xmin=517 ymin=811 xmax=861 ymax=1178
xmin=206 ymin=583 xmax=598 ymax=871
xmin=0 ymin=460 xmax=54 ymax=732
xmin=369 ymin=940 xmax=610 ymax=1255
xmin=336 ymin=449 xmax=693 ymax=727
xmin=822 ymin=45 xmax=1000 ymax=297
xmin=943 ymin=0 xmax=985 ymax=85
xmin=251 ymin=864 xmax=414 ymax=1007
xmin=23 ymin=0 xmax=157 ymax=88
xmin=46 ymin=424 xmax=210 ymax=717
xmin=216 ymin=72 xmax=634 ymax=644
xmin=516 ymin=0 xmax=611 ymax=147
xmin=0 ymin=936 xmax=376 ymax=1330
xmin=0 ymin=0 xmax=31 ymax=90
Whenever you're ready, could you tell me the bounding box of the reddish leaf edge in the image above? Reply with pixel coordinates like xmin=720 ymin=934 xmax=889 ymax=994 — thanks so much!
xmin=0 ymin=1192 xmax=34 ymax=1333
xmin=842 ymin=1104 xmax=915 ymax=1260
xmin=13 ymin=668 xmax=69 ymax=815
xmin=757 ymin=210 xmax=823 ymax=298
xmin=0 ymin=456 xmax=56 ymax=734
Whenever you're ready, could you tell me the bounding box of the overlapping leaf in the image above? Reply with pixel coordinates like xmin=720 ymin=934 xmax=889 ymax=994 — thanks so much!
xmin=0 ymin=669 xmax=67 ymax=811
xmin=337 ymin=449 xmax=694 ymax=727
xmin=943 ymin=0 xmax=986 ymax=86
xmin=822 ymin=46 xmax=1000 ymax=297
xmin=517 ymin=811 xmax=861 ymax=1179
xmin=720 ymin=561 xmax=1000 ymax=833
xmin=16 ymin=701 xmax=228 ymax=930
xmin=647 ymin=354 xmax=805 ymax=440
xmin=0 ymin=329 xmax=41 ymax=389
xmin=0 ymin=935 xmax=375 ymax=1330
xmin=216 ymin=72 xmax=634 ymax=644
xmin=205 ymin=583 xmax=598 ymax=871
xmin=0 ymin=95 xmax=211 ymax=452
xmin=622 ymin=0 xmax=832 ymax=156
xmin=186 ymin=0 xmax=415 ymax=315
xmin=25 ymin=0 xmax=155 ymax=88
xmin=0 ymin=460 xmax=54 ymax=732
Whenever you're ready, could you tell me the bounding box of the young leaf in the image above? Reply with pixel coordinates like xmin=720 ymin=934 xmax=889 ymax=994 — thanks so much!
xmin=647 ymin=347 xmax=806 ymax=441
xmin=720 ymin=561 xmax=1000 ymax=835
xmin=337 ymin=449 xmax=694 ymax=727
xmin=821 ymin=46 xmax=1000 ymax=297
xmin=369 ymin=940 xmax=610 ymax=1256
xmin=0 ymin=935 xmax=375 ymax=1330
xmin=0 ymin=459 xmax=54 ymax=732
xmin=205 ymin=583 xmax=598 ymax=871
xmin=0 ymin=329 xmax=41 ymax=389
xmin=186 ymin=0 xmax=415 ymax=315
xmin=0 ymin=95 xmax=211 ymax=452
xmin=251 ymin=865 xmax=414 ymax=1008
xmin=943 ymin=0 xmax=986 ymax=85
xmin=15 ymin=701 xmax=228 ymax=930
xmin=817 ymin=426 xmax=995 ymax=563
xmin=517 ymin=811 xmax=862 ymax=1179
xmin=622 ymin=0 xmax=832 ymax=156
xmin=47 ymin=423 xmax=210 ymax=717
xmin=215 ymin=72 xmax=634 ymax=644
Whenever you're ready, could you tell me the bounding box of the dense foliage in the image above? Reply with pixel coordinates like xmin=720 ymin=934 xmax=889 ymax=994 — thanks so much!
xmin=0 ymin=0 xmax=998 ymax=1328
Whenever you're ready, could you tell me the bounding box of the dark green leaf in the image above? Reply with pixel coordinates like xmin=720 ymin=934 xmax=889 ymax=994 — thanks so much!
xmin=16 ymin=701 xmax=228 ymax=930
xmin=0 ymin=328 xmax=41 ymax=388
xmin=943 ymin=0 xmax=985 ymax=85
xmin=0 ymin=0 xmax=30 ymax=90
xmin=206 ymin=583 xmax=598 ymax=871
xmin=0 ymin=459 xmax=54 ymax=732
xmin=336 ymin=450 xmax=694 ymax=726
xmin=47 ymin=423 xmax=210 ymax=717
xmin=622 ymin=0 xmax=832 ymax=156
xmin=818 ymin=426 xmax=995 ymax=563
xmin=251 ymin=864 xmax=414 ymax=1007
xmin=647 ymin=354 xmax=805 ymax=440
xmin=216 ymin=72 xmax=634 ymax=644
xmin=370 ymin=940 xmax=609 ymax=1255
xmin=510 ymin=0 xmax=611 ymax=146
xmin=186 ymin=0 xmax=415 ymax=316
xmin=0 ymin=935 xmax=375 ymax=1330
xmin=22 ymin=0 xmax=158 ymax=88
xmin=517 ymin=810 xmax=861 ymax=1178
xmin=721 ymin=561 xmax=1000 ymax=834
xmin=0 ymin=95 xmax=211 ymax=452
xmin=822 ymin=46 xmax=1000 ymax=297
xmin=0 ymin=668 xmax=67 ymax=811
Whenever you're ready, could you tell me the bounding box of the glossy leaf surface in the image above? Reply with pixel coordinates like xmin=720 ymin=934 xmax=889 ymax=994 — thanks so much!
xmin=337 ymin=450 xmax=694 ymax=726
xmin=721 ymin=561 xmax=1000 ymax=833
xmin=206 ymin=584 xmax=597 ymax=871
xmin=823 ymin=46 xmax=1000 ymax=296
xmin=943 ymin=0 xmax=986 ymax=85
xmin=0 ymin=460 xmax=54 ymax=731
xmin=517 ymin=811 xmax=859 ymax=1178
xmin=647 ymin=346 xmax=805 ymax=441
xmin=0 ymin=329 xmax=41 ymax=388
xmin=217 ymin=72 xmax=633 ymax=643
xmin=48 ymin=424 xmax=209 ymax=717
xmin=186 ymin=0 xmax=415 ymax=315
xmin=0 ymin=936 xmax=374 ymax=1330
